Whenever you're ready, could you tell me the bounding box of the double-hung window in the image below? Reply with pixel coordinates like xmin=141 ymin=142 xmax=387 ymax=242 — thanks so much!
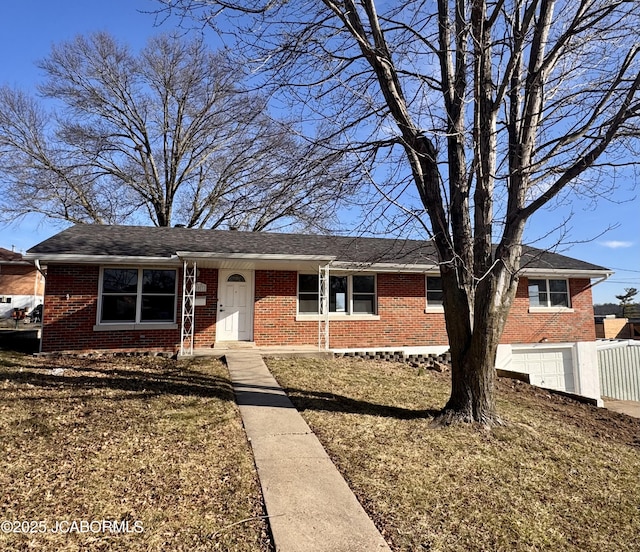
xmin=352 ymin=275 xmax=376 ymax=314
xmin=426 ymin=275 xmax=444 ymax=309
xmin=298 ymin=273 xmax=376 ymax=315
xmin=100 ymin=268 xmax=177 ymax=324
xmin=298 ymin=274 xmax=320 ymax=314
xmin=528 ymin=278 xmax=570 ymax=309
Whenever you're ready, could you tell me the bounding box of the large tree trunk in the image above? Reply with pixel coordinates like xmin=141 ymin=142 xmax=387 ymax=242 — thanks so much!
xmin=440 ymin=336 xmax=501 ymax=426
xmin=433 ymin=258 xmax=521 ymax=426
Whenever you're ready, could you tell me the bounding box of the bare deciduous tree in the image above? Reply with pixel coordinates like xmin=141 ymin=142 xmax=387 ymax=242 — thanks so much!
xmin=0 ymin=32 xmax=359 ymax=231
xmin=156 ymin=0 xmax=640 ymax=424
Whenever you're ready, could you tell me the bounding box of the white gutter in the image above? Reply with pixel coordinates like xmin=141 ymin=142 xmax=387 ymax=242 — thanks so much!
xmin=22 ymin=253 xmax=180 ymax=265
xmin=176 ymin=251 xmax=336 ymax=262
xmin=22 ymin=251 xmax=614 ymax=279
xmin=330 ymin=261 xmax=440 ymax=272
xmin=520 ymin=268 xmax=614 ymax=279
xmin=0 ymin=260 xmax=32 ymax=266
xmin=583 ymin=271 xmax=613 ymax=290
xmin=329 ymin=262 xmax=614 ymax=277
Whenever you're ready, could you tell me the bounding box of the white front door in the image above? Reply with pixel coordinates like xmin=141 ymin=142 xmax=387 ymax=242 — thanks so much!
xmin=216 ymin=270 xmax=254 ymax=342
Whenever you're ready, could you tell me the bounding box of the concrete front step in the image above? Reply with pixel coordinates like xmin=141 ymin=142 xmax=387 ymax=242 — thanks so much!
xmin=214 ymin=340 xmax=257 ymax=349
xmin=193 ymin=345 xmax=331 ymax=359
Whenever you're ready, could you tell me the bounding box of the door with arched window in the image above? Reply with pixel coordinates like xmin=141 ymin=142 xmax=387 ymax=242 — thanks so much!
xmin=216 ymin=270 xmax=254 ymax=342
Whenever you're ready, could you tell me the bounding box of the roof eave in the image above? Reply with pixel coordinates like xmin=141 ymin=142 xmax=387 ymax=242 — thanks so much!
xmin=0 ymin=260 xmax=32 ymax=266
xmin=330 ymin=261 xmax=439 ymax=272
xmin=22 ymin=251 xmax=612 ymax=278
xmin=23 ymin=253 xmax=180 ymax=265
xmin=176 ymin=251 xmax=336 ymax=262
xmin=520 ymin=267 xmax=613 ymax=278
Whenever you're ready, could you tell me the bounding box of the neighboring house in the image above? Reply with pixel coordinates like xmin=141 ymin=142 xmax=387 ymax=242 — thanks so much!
xmin=595 ymin=315 xmax=640 ymax=340
xmin=0 ymin=247 xmax=45 ymax=320
xmin=25 ymin=225 xmax=611 ymax=403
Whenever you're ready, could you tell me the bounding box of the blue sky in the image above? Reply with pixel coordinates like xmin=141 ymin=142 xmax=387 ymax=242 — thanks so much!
xmin=0 ymin=0 xmax=638 ymax=304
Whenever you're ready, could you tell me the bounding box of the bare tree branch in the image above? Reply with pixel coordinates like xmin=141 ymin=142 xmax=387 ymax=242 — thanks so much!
xmin=0 ymin=32 xmax=360 ymax=231
xmin=151 ymin=0 xmax=640 ymax=424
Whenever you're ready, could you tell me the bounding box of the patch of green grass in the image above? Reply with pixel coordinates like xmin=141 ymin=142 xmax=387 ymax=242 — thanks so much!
xmin=268 ymin=357 xmax=640 ymax=552
xmin=0 ymin=351 xmax=271 ymax=551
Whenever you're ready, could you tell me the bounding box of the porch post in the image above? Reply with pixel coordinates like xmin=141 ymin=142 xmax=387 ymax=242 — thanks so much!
xmin=180 ymin=260 xmax=197 ymax=356
xmin=318 ymin=263 xmax=330 ymax=350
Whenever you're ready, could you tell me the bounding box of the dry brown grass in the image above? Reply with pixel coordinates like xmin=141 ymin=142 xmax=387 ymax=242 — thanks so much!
xmin=0 ymin=351 xmax=272 ymax=551
xmin=268 ymin=356 xmax=640 ymax=552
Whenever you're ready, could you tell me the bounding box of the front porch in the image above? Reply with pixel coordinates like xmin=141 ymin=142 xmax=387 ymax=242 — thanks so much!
xmin=184 ymin=342 xmax=331 ymax=359
xmin=178 ymin=258 xmax=333 ymax=356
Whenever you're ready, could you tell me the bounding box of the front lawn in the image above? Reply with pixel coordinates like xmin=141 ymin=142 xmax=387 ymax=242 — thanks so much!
xmin=268 ymin=357 xmax=640 ymax=552
xmin=0 ymin=351 xmax=271 ymax=551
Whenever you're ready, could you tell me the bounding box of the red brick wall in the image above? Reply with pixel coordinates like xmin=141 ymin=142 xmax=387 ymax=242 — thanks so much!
xmin=254 ymin=271 xmax=448 ymax=348
xmin=193 ymin=268 xmax=218 ymax=348
xmin=501 ymin=277 xmax=596 ymax=344
xmin=0 ymin=264 xmax=44 ymax=295
xmin=327 ymin=272 xmax=448 ymax=348
xmin=254 ymin=270 xmax=315 ymax=345
xmin=41 ymin=265 xmax=597 ymax=353
xmin=254 ymin=272 xmax=595 ymax=348
xmin=42 ymin=265 xmax=181 ymax=353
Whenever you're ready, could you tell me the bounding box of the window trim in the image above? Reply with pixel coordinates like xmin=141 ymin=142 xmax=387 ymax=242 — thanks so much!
xmin=527 ymin=277 xmax=574 ymax=312
xmin=298 ymin=273 xmax=320 ymax=315
xmin=425 ymin=274 xmax=444 ymax=313
xmin=95 ymin=266 xmax=179 ymax=330
xmin=296 ymin=272 xmax=379 ymax=319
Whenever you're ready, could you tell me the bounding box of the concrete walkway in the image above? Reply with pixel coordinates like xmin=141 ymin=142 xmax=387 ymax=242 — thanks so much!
xmin=603 ymin=398 xmax=640 ymax=419
xmin=225 ymin=351 xmax=391 ymax=552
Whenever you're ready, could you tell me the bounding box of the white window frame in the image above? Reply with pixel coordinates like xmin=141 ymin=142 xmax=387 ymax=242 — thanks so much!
xmin=298 ymin=273 xmax=320 ymax=315
xmin=425 ymin=274 xmax=445 ymax=313
xmin=94 ymin=267 xmax=179 ymax=331
xmin=350 ymin=274 xmax=377 ymax=315
xmin=296 ymin=272 xmax=379 ymax=320
xmin=527 ymin=277 xmax=573 ymax=313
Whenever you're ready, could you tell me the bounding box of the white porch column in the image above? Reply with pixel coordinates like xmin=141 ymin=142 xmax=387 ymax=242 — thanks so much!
xmin=180 ymin=260 xmax=197 ymax=356
xmin=318 ymin=263 xmax=330 ymax=350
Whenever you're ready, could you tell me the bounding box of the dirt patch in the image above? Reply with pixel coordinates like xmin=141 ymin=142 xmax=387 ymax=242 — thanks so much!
xmin=496 ymin=375 xmax=640 ymax=448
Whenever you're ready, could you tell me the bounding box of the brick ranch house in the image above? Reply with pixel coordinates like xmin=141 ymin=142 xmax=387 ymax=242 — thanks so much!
xmin=26 ymin=224 xmax=612 ymax=403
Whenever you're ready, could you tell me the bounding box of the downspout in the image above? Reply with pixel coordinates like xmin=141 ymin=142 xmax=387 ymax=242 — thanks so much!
xmin=580 ymin=271 xmax=613 ymax=406
xmin=587 ymin=272 xmax=613 ymax=291
xmin=34 ymin=259 xmax=45 ymax=354
xmin=33 ymin=259 xmax=45 ymax=305
xmin=34 ymin=259 xmax=46 ymax=279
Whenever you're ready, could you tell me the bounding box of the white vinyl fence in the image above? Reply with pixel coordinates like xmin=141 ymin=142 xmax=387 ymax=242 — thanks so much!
xmin=597 ymin=341 xmax=640 ymax=401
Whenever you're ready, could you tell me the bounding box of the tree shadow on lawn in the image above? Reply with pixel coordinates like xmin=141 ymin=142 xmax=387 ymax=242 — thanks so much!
xmin=279 ymin=386 xmax=440 ymax=420
xmin=0 ymin=364 xmax=235 ymax=402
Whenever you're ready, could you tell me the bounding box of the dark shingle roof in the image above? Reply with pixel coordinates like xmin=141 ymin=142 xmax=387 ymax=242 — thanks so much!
xmin=27 ymin=224 xmax=439 ymax=265
xmin=26 ymin=224 xmax=609 ymax=273
xmin=0 ymin=247 xmax=25 ymax=263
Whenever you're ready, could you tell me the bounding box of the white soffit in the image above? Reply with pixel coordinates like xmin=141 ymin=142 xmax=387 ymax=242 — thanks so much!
xmin=520 ymin=267 xmax=613 ymax=278
xmin=176 ymin=251 xmax=336 ymax=271
xmin=22 ymin=253 xmax=181 ymax=266
xmin=23 ymin=251 xmax=611 ymax=278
